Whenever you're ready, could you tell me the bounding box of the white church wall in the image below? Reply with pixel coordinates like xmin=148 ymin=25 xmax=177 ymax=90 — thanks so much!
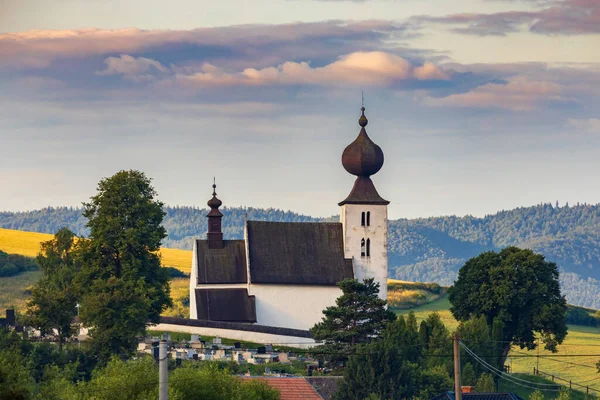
xmin=189 ymin=240 xmax=199 ymax=319
xmin=150 ymin=323 xmax=316 ymax=348
xmin=340 ymin=204 xmax=388 ymax=299
xmin=248 ymin=284 xmax=342 ymax=331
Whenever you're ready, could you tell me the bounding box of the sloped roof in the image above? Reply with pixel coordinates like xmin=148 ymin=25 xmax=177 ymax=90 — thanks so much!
xmin=194 ymin=288 xmax=256 ymax=323
xmin=246 ymin=221 xmax=354 ymax=285
xmin=247 ymin=378 xmax=323 ymax=400
xmin=338 ymin=176 xmax=389 ymax=206
xmin=196 ymin=240 xmax=247 ymax=284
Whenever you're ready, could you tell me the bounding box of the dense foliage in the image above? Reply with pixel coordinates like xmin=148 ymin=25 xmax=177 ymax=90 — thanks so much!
xmin=310 ymin=278 xmax=396 ymax=365
xmin=4 ymin=202 xmax=600 ymax=307
xmin=0 ymin=249 xmax=37 ymax=277
xmin=449 ymin=247 xmax=568 ymax=366
xmin=77 ymin=170 xmax=172 ymax=361
xmin=334 ymin=312 xmax=454 ymax=400
xmin=26 ymin=228 xmax=80 ymax=351
xmin=0 ymin=328 xmax=280 ymax=400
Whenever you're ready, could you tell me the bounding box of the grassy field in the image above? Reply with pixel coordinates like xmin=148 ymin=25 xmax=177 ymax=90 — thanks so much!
xmin=0 ymin=227 xmax=193 ymax=313
xmin=0 ymin=227 xmax=192 ymax=272
xmin=398 ymin=295 xmax=600 ymax=395
xmin=387 ymin=279 xmax=447 ymax=310
xmin=0 ymin=270 xmax=40 ymax=311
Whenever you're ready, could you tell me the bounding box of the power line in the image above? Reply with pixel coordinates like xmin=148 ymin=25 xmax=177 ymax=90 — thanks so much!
xmin=460 ymin=342 xmax=560 ymax=390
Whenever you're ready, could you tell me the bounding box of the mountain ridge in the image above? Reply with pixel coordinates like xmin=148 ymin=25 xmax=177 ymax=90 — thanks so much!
xmin=2 ymin=202 xmax=600 ymax=308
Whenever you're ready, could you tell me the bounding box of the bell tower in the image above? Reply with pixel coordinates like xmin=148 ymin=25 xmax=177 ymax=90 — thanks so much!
xmin=339 ymin=107 xmax=389 ymax=299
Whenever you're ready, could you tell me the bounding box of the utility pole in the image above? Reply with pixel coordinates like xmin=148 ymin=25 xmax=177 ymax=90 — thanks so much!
xmin=453 ymin=333 xmax=462 ymax=400
xmin=159 ymin=340 xmax=168 ymax=400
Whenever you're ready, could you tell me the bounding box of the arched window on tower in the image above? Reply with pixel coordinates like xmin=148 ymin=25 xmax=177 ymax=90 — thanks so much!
xmin=361 ymin=238 xmax=366 ymax=257
xmin=366 ymin=238 xmax=371 ymax=257
xmin=366 ymin=211 xmax=371 ymax=226
xmin=361 ymin=212 xmax=365 ymax=226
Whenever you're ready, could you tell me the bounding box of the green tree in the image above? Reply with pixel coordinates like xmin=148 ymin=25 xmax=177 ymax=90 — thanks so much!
xmin=26 ymin=228 xmax=80 ymax=352
xmin=529 ymin=390 xmax=544 ymax=400
xmin=310 ymin=278 xmax=396 ymax=364
xmin=475 ymin=372 xmax=495 ymax=392
xmin=334 ymin=313 xmax=453 ymax=400
xmin=449 ymin=247 xmax=568 ymax=367
xmin=78 ymin=170 xmax=171 ymax=360
xmin=169 ymin=363 xmax=280 ymax=400
xmin=557 ymin=388 xmax=571 ymax=400
xmin=462 ymin=362 xmax=477 ymax=386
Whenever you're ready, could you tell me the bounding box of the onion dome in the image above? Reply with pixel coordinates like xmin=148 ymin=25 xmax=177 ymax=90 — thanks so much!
xmin=207 ymin=180 xmax=223 ymax=217
xmin=339 ymin=107 xmax=389 ymax=206
xmin=341 ymin=107 xmax=385 ymax=177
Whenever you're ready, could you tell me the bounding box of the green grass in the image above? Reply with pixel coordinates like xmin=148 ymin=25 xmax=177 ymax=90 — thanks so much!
xmin=396 ymin=295 xmax=459 ymax=329
xmin=498 ymin=373 xmax=593 ymax=400
xmin=0 ymin=270 xmax=40 ymax=312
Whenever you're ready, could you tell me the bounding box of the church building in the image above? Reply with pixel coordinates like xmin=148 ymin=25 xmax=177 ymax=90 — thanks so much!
xmin=189 ymin=107 xmax=389 ymax=331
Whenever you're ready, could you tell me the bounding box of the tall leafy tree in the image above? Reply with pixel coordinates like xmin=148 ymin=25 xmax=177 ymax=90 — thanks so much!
xmin=449 ymin=247 xmax=568 ymax=367
xmin=26 ymin=228 xmax=80 ymax=352
xmin=78 ymin=170 xmax=171 ymax=360
xmin=310 ymin=278 xmax=396 ymax=364
xmin=335 ymin=313 xmax=452 ymax=400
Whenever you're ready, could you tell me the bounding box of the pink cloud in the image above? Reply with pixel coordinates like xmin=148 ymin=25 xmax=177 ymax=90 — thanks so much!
xmin=0 ymin=21 xmax=408 ymax=70
xmin=172 ymin=52 xmax=448 ymax=87
xmin=416 ymin=0 xmax=600 ymax=36
xmin=423 ymin=78 xmax=564 ymax=111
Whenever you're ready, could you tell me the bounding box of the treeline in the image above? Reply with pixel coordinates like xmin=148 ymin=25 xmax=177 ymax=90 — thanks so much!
xmin=565 ymin=305 xmax=600 ymax=327
xmin=0 ymin=250 xmax=37 ymax=277
xmin=4 ymin=202 xmax=600 ymax=308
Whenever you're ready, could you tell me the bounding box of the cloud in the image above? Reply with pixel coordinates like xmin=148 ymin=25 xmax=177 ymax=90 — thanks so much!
xmin=170 ymin=52 xmax=448 ymax=88
xmin=416 ymin=0 xmax=600 ymax=36
xmin=97 ymin=54 xmax=170 ymax=81
xmin=423 ymin=78 xmax=565 ymax=111
xmin=0 ymin=21 xmax=412 ymax=71
xmin=567 ymin=118 xmax=600 ymax=132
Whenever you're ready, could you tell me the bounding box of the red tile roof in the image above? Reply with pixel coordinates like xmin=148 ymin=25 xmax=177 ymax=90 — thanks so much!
xmin=248 ymin=377 xmax=323 ymax=400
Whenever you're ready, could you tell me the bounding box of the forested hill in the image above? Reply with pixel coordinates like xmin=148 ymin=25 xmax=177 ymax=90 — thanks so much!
xmin=2 ymin=203 xmax=600 ymax=308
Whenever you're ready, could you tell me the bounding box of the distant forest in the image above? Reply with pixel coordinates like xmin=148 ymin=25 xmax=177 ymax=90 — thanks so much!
xmin=2 ymin=202 xmax=600 ymax=309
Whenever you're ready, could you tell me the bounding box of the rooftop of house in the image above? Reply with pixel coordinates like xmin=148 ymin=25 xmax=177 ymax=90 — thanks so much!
xmin=244 ymin=377 xmax=323 ymax=400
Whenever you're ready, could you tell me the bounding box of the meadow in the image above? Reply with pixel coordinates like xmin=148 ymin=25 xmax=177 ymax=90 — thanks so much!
xmin=399 ymin=296 xmax=600 ymax=396
xmin=2 ymin=227 xmax=600 ymax=397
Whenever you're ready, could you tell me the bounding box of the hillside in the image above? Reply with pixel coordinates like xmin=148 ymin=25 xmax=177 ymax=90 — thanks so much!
xmin=398 ymin=296 xmax=600 ymax=396
xmin=2 ymin=203 xmax=600 ymax=307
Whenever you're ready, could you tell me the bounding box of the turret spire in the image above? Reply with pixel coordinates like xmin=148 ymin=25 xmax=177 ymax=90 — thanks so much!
xmin=207 ymin=179 xmax=224 ymax=249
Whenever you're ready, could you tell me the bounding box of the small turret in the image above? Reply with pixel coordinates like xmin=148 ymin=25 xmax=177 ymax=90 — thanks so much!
xmin=207 ymin=179 xmax=224 ymax=249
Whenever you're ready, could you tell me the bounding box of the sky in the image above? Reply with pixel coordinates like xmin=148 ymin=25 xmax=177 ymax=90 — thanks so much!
xmin=0 ymin=0 xmax=599 ymax=219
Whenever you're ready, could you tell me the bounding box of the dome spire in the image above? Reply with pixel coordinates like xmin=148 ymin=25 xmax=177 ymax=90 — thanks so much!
xmin=207 ymin=178 xmax=223 ymax=214
xmin=339 ymin=105 xmax=389 ymax=206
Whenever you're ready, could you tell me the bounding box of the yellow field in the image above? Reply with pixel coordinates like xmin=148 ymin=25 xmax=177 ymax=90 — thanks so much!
xmin=0 ymin=227 xmax=192 ymax=272
xmin=0 ymin=228 xmax=54 ymax=257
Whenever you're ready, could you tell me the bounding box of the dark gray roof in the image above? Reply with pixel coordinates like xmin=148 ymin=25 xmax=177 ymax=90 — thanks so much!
xmin=246 ymin=221 xmax=354 ymax=285
xmin=196 ymin=240 xmax=247 ymax=284
xmin=338 ymin=176 xmax=389 ymax=206
xmin=194 ymin=288 xmax=256 ymax=323
xmin=432 ymin=393 xmax=524 ymax=400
